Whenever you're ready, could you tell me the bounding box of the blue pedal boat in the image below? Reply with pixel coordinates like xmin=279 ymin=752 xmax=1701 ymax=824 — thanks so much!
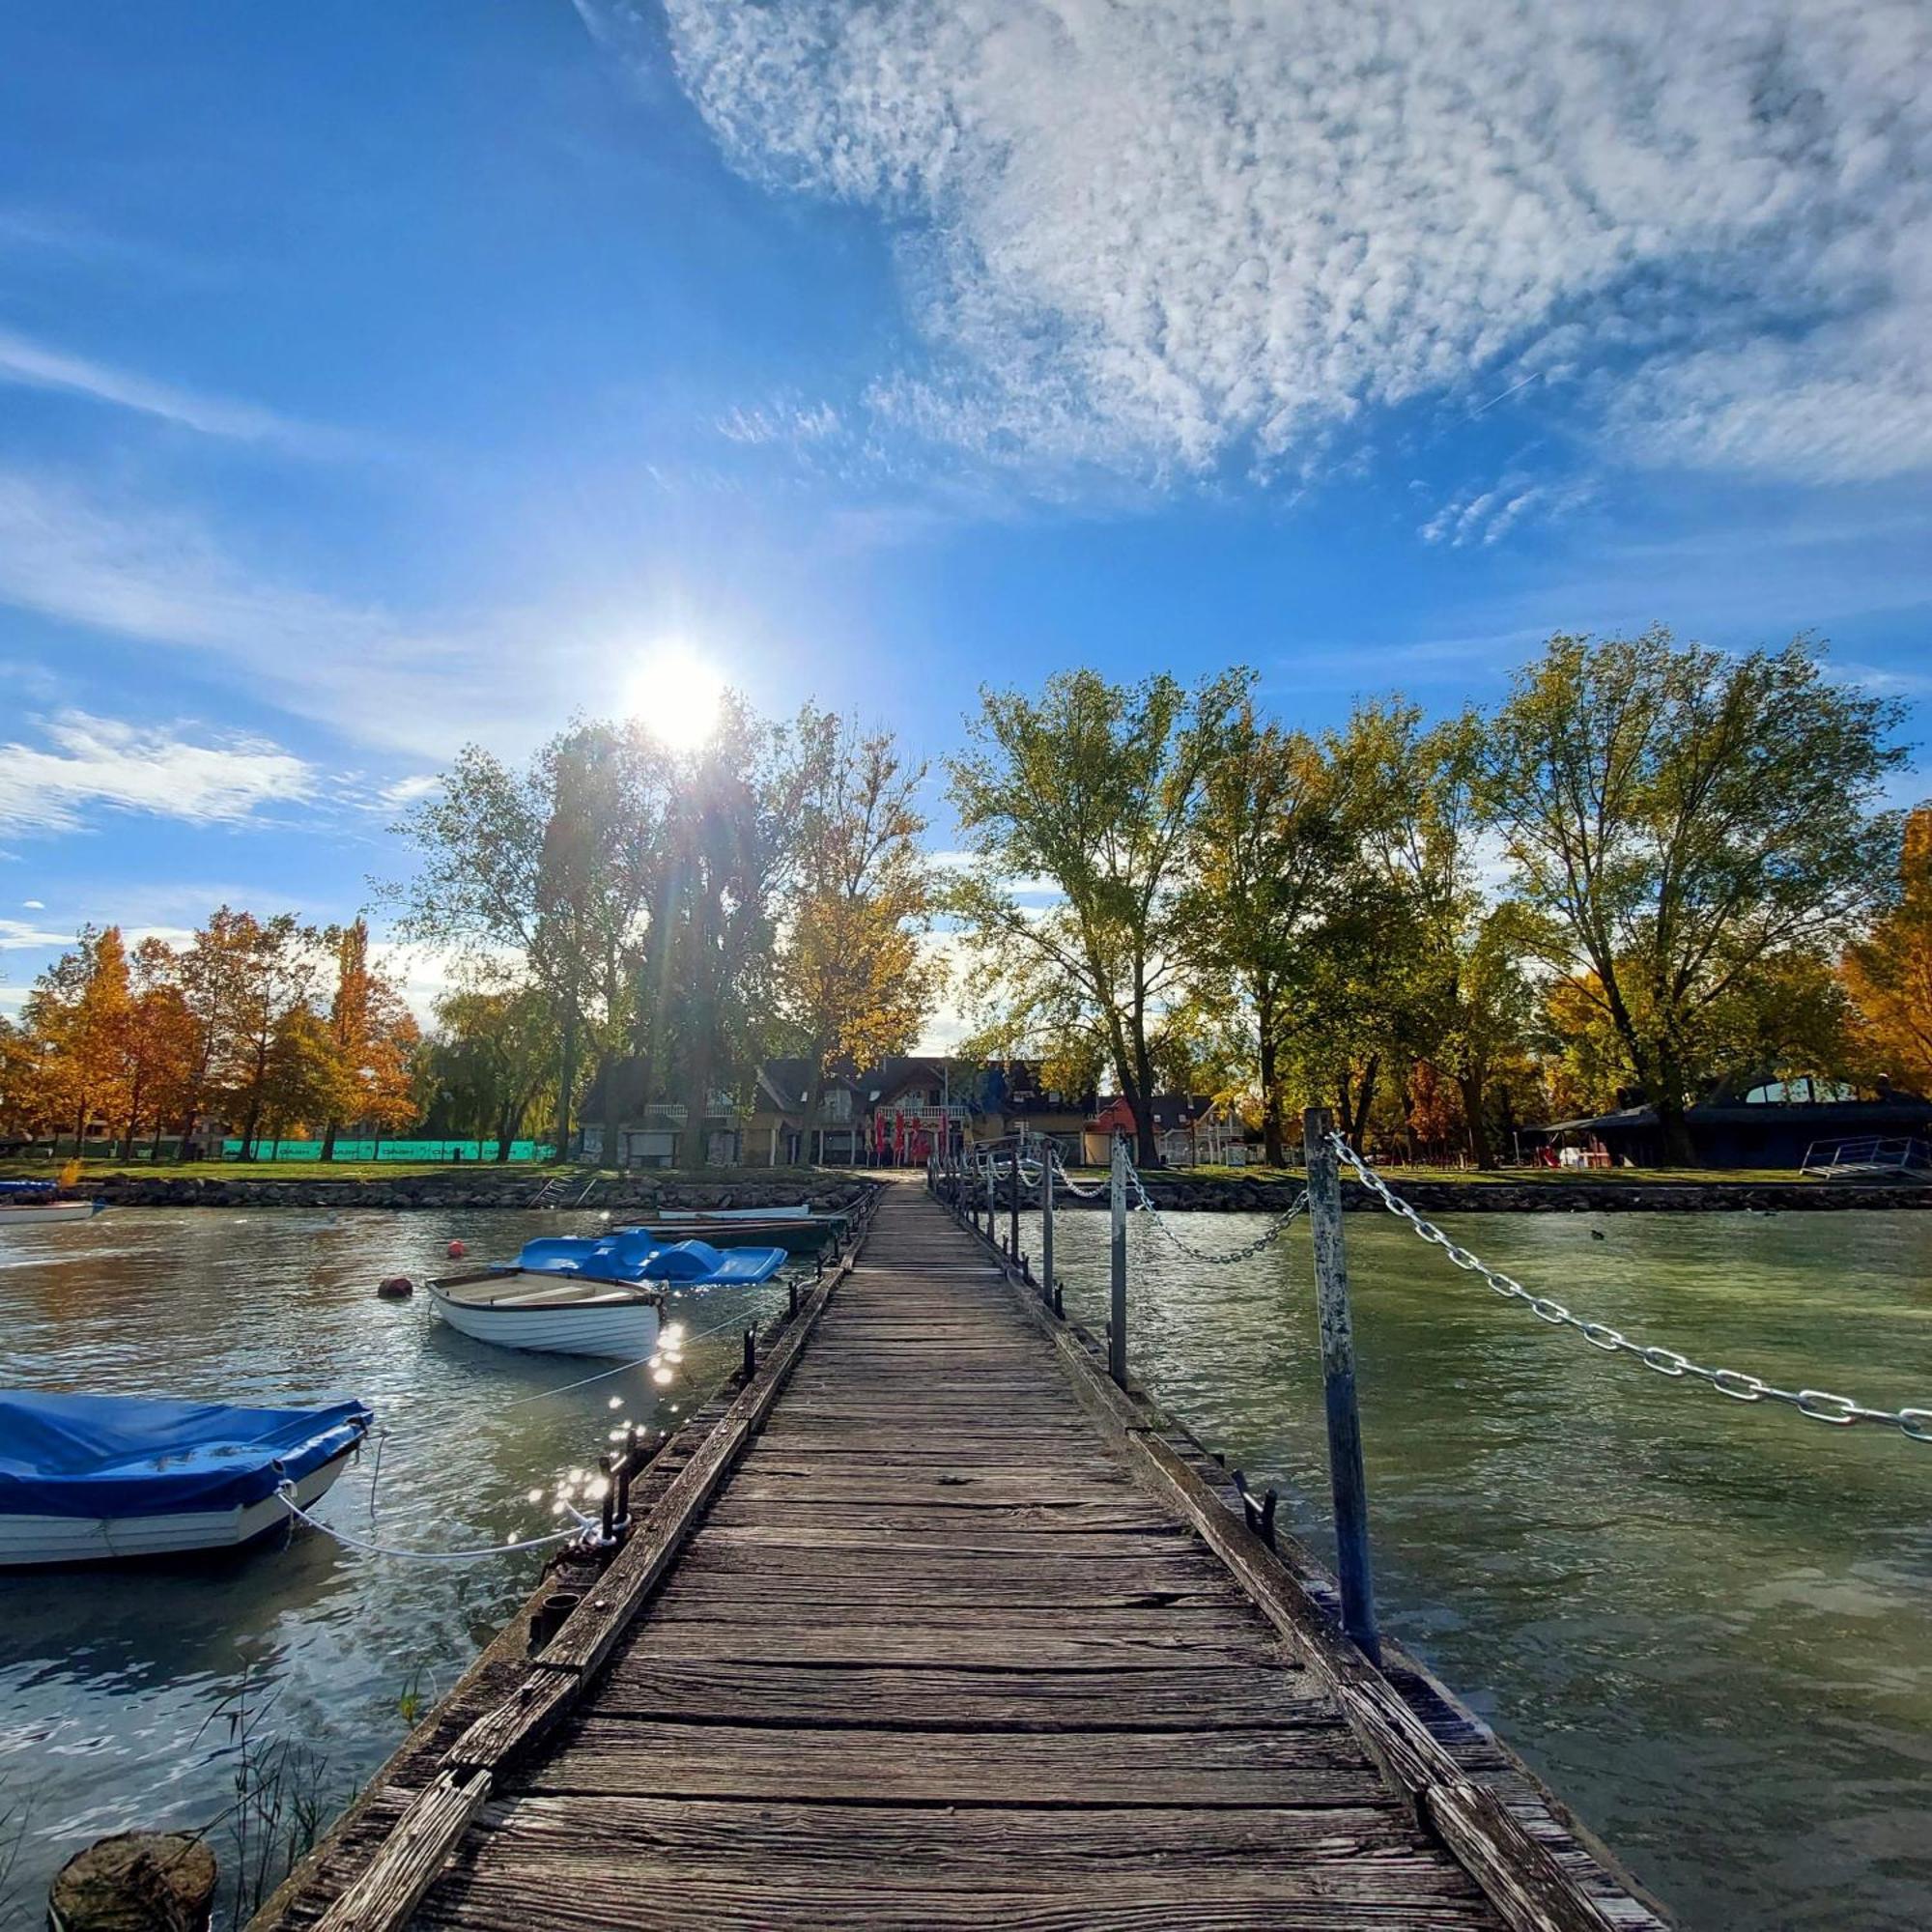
xmin=427 ymin=1233 xmax=788 ymax=1359
xmin=0 ymin=1391 xmax=372 ymax=1567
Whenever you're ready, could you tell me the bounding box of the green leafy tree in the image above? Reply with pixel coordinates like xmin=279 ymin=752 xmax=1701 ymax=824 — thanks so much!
xmin=949 ymin=668 xmax=1243 ymax=1166
xmin=1843 ymin=807 xmax=1932 ymax=1093
xmin=1481 ymin=629 xmax=1906 ymax=1164
xmin=1180 ymin=697 xmax=1362 ymax=1164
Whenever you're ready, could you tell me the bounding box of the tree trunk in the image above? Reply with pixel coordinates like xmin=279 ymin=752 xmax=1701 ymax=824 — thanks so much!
xmin=1129 ymin=1026 xmax=1159 ymax=1169
xmin=118 ymin=1075 xmax=143 ymax=1163
xmin=320 ymin=1119 xmax=339 ymax=1163
xmin=1653 ymin=1046 xmax=1695 ymax=1166
xmin=1256 ymin=987 xmax=1285 ymax=1169
xmin=176 ymin=1106 xmax=199 ymax=1163
xmin=680 ymin=1037 xmax=716 ymax=1170
xmin=599 ymin=1050 xmax=623 ymax=1173
xmin=1341 ymin=1054 xmax=1379 ymax=1148
xmin=1456 ymin=1066 xmax=1494 ymax=1170
xmin=553 ymin=1006 xmax=579 ymax=1165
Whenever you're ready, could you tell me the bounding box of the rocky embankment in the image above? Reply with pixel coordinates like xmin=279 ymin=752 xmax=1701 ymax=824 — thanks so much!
xmin=80 ymin=1169 xmax=875 ymax=1214
xmin=1094 ymin=1175 xmax=1932 ymax=1213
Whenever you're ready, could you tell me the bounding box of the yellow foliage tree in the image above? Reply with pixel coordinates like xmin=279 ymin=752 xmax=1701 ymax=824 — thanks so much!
xmin=1843 ymin=807 xmax=1932 ymax=1093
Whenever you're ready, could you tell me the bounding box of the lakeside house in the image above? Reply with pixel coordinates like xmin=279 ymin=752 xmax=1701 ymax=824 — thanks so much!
xmin=578 ymin=1053 xmax=1241 ymax=1170
xmin=1533 ymin=1076 xmax=1932 ymax=1170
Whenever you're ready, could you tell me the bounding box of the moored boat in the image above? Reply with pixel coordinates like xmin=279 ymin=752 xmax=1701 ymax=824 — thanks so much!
xmin=624 ymin=1208 xmax=846 ymax=1252
xmin=0 ymin=1390 xmax=371 ymax=1568
xmin=427 ymin=1268 xmax=664 ymax=1358
xmin=0 ymin=1181 xmax=104 ymax=1227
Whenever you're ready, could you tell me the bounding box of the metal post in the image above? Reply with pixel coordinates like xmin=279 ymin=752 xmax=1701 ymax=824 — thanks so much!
xmin=1109 ymin=1133 xmax=1128 ymax=1386
xmin=1303 ymin=1106 xmax=1380 ymax=1664
xmin=985 ymin=1157 xmax=996 ymax=1242
xmin=1008 ymin=1135 xmax=1021 ymax=1261
xmin=1040 ymin=1138 xmax=1055 ymax=1307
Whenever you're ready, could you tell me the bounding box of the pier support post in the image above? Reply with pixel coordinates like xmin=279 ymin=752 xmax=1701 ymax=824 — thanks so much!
xmin=1303 ymin=1106 xmax=1380 ymax=1664
xmin=1009 ymin=1136 xmax=1021 ymax=1261
xmin=1039 ymin=1138 xmax=1055 ymax=1307
xmin=1109 ymin=1133 xmax=1129 ymax=1386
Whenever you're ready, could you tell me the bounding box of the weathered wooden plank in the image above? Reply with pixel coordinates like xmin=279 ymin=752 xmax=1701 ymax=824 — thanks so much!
xmin=699 ymin=1496 xmax=1181 ymax=1533
xmin=691 ymin=1521 xmax=1194 ymax=1558
xmin=457 ymin=1793 xmax=1439 ymax=1867
xmin=586 ymin=1661 xmax=1327 ymax=1731
xmin=526 ymin=1718 xmax=1383 ymax=1808
xmin=311 ymin=1769 xmax=491 ymax=1932
xmin=613 ymin=1617 xmax=1278 ymax=1670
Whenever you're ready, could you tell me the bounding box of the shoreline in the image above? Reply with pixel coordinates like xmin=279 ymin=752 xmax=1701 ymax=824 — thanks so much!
xmin=41 ymin=1169 xmax=1932 ymax=1212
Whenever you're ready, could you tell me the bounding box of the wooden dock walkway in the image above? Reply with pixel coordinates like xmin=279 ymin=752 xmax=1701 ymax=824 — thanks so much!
xmin=266 ymin=1180 xmax=1662 ymax=1932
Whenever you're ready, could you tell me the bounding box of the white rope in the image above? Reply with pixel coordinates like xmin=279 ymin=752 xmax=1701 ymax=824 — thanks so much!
xmin=276 ymin=1483 xmax=588 ymax=1561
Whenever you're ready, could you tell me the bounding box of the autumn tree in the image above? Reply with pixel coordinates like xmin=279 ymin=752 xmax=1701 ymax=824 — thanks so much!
xmin=1482 ymin=630 xmax=1906 ymax=1164
xmin=119 ymin=938 xmax=198 ymax=1158
xmin=949 ymin=668 xmax=1243 ymax=1166
xmin=775 ymin=710 xmax=937 ymax=1148
xmin=317 ymin=919 xmax=422 ymax=1159
xmin=217 ymin=913 xmax=325 ymax=1158
xmin=1844 ymin=807 xmax=1932 ymax=1093
xmin=21 ymin=926 xmax=132 ymax=1151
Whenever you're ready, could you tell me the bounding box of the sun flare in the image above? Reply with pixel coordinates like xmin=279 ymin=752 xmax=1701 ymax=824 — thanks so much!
xmin=625 ymin=643 xmax=725 ymax=752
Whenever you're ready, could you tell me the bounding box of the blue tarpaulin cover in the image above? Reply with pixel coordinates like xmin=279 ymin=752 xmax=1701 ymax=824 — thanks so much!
xmin=512 ymin=1231 xmax=786 ymax=1286
xmin=0 ymin=1392 xmax=372 ymax=1519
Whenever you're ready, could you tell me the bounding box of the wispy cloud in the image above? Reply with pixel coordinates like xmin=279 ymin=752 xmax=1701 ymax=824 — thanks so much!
xmin=0 ymin=468 xmax=567 ymax=755
xmin=0 ymin=711 xmax=315 ymax=834
xmin=1420 ymin=473 xmax=1594 ymax=549
xmin=0 ymin=918 xmax=68 ymax=949
xmin=0 ymin=326 xmax=324 ymax=448
xmin=598 ymin=0 xmax=1932 ymax=488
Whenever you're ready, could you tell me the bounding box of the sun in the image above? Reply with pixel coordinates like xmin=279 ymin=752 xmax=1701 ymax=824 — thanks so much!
xmin=624 ymin=642 xmax=725 ymax=752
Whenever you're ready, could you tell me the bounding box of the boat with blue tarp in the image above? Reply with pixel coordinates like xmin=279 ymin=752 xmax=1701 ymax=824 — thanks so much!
xmin=426 ymin=1231 xmax=788 ymax=1357
xmin=0 ymin=1390 xmax=372 ymax=1567
xmin=0 ymin=1179 xmax=104 ymax=1227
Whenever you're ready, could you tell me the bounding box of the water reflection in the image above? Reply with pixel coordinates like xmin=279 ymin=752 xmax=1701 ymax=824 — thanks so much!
xmin=1028 ymin=1203 xmax=1932 ymax=1932
xmin=0 ymin=1208 xmax=781 ymax=1922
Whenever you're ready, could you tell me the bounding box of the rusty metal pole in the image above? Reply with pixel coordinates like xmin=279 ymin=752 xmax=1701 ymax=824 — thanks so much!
xmin=1303 ymin=1105 xmax=1380 ymax=1664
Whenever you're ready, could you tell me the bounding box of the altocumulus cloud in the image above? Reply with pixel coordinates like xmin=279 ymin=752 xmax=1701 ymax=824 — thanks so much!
xmin=0 ymin=712 xmax=315 ymax=833
xmin=606 ymin=0 xmax=1932 ymax=484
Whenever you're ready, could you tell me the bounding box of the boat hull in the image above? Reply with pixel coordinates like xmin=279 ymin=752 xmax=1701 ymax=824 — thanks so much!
xmin=0 ymin=1441 xmax=355 ymax=1569
xmin=429 ymin=1278 xmax=661 ymax=1359
xmin=0 ymin=1201 xmax=100 ymax=1226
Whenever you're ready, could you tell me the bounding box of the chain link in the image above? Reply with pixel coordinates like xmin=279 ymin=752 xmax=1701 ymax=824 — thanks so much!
xmin=1327 ymin=1131 xmax=1932 ymax=1446
xmin=1119 ymin=1154 xmax=1310 ymax=1264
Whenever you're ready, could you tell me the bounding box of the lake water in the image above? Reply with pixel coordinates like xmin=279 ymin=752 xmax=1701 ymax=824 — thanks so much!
xmin=1026 ymin=1202 xmax=1932 ymax=1932
xmin=1 ymin=1204 xmax=1926 ymax=1930
xmin=0 ymin=1208 xmax=792 ymax=1928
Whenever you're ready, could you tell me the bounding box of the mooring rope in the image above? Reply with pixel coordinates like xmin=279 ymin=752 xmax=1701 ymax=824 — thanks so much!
xmin=276 ymin=1483 xmax=591 ymax=1561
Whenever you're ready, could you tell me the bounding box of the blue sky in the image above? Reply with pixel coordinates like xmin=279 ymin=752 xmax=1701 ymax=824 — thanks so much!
xmin=1 ymin=0 xmax=1928 ymax=1024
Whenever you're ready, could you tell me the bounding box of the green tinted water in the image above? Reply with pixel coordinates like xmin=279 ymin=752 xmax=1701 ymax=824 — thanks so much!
xmin=1027 ymin=1204 xmax=1932 ymax=1932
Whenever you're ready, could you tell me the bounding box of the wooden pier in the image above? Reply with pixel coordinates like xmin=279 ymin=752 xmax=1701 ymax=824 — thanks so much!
xmin=262 ymin=1179 xmax=1663 ymax=1932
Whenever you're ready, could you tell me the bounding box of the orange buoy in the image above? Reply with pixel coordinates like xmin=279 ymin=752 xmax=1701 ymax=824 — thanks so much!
xmin=446 ymin=1239 xmax=466 ymax=1259
xmin=377 ymin=1274 xmax=413 ymax=1299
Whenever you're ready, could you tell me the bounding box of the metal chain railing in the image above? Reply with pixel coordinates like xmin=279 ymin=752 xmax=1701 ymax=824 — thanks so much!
xmin=1119 ymin=1152 xmax=1310 ymax=1264
xmin=1328 ymin=1131 xmax=1932 ymax=1445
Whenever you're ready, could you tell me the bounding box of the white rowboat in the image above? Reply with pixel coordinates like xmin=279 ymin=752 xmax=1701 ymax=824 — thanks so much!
xmin=0 ymin=1200 xmax=103 ymax=1226
xmin=428 ymin=1268 xmax=663 ymax=1358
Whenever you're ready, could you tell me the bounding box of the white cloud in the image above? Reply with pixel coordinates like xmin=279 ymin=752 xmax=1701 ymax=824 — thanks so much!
xmin=0 ymin=327 xmax=321 ymax=448
xmin=0 ymin=469 xmax=566 ymax=755
xmin=20 ymin=899 xmax=43 ymax=909
xmin=0 ymin=918 xmax=67 ymax=948
xmin=613 ymin=0 xmax=1932 ymax=485
xmin=0 ymin=712 xmax=315 ymax=834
